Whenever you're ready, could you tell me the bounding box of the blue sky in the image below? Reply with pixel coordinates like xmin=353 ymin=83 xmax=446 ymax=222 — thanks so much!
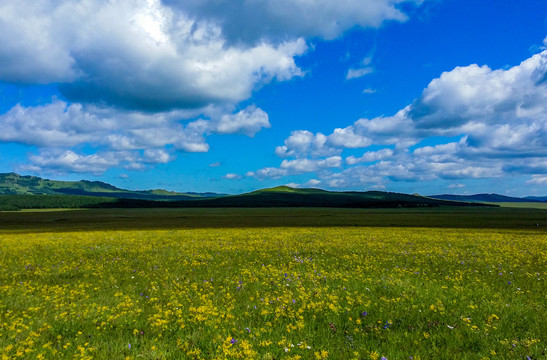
xmin=0 ymin=0 xmax=546 ymax=196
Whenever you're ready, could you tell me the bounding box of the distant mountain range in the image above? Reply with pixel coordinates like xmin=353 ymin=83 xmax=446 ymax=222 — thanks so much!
xmin=1 ymin=172 xmax=544 ymax=211
xmin=186 ymin=186 xmax=487 ymax=208
xmin=429 ymin=193 xmax=547 ymax=203
xmin=0 ymin=173 xmax=502 ymax=211
xmin=0 ymin=173 xmax=224 ymax=201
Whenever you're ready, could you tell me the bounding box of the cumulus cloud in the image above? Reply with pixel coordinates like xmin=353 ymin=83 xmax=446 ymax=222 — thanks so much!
xmin=0 ymin=0 xmax=307 ymax=111
xmin=22 ymin=150 xmax=138 ymax=175
xmin=223 ymin=173 xmax=242 ymax=180
xmin=0 ymin=100 xmax=273 ymax=173
xmin=249 ymin=48 xmax=547 ymax=187
xmin=247 ymin=156 xmax=342 ymax=181
xmin=0 ymin=0 xmax=421 ymax=111
xmin=246 ymin=167 xmax=288 ymax=180
xmin=20 ymin=147 xmax=180 ymax=175
xmin=280 ymin=156 xmax=342 ymax=173
xmin=164 ymin=0 xmax=421 ymax=43
xmin=0 ymin=0 xmax=428 ymax=175
xmin=305 ymin=179 xmax=322 ymax=187
xmin=214 ymin=106 xmax=270 ymax=136
xmin=327 ymin=127 xmax=373 ymax=148
xmin=346 ymin=148 xmax=394 ymax=165
xmin=527 ymin=175 xmax=547 ymax=185
xmin=142 ymin=149 xmax=172 ymax=164
xmin=275 ymin=130 xmax=335 ymax=158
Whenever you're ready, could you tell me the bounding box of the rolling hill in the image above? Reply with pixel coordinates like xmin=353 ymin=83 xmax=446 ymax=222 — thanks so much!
xmin=0 ymin=174 xmax=499 ymax=210
xmin=173 ymin=186 xmax=492 ymax=208
xmin=0 ymin=173 xmax=222 ymax=201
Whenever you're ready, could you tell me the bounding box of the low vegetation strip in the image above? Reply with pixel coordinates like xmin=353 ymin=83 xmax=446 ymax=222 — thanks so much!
xmin=0 ymin=195 xmax=118 ymax=211
xmin=0 ymin=191 xmax=493 ymax=211
xmin=0 ymin=227 xmax=544 ymax=359
xmin=0 ymin=207 xmax=545 ymax=233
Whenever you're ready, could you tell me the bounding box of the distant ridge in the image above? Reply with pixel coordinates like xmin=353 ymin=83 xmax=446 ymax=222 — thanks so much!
xmin=429 ymin=193 xmax=546 ymax=203
xmin=178 ymin=186 xmax=494 ymax=208
xmin=0 ymin=173 xmax=499 ymax=210
xmin=0 ymin=173 xmax=222 ymax=201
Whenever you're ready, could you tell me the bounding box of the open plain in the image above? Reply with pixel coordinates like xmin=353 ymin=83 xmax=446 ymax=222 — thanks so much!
xmin=0 ymin=208 xmax=545 ymax=359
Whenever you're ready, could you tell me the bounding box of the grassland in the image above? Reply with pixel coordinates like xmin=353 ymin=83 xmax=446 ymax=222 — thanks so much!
xmin=1 ymin=207 xmax=545 ymax=233
xmin=486 ymin=202 xmax=547 ymax=210
xmin=0 ymin=208 xmax=545 ymax=359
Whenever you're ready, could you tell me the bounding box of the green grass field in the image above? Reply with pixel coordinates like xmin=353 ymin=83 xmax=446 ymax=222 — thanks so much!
xmin=487 ymin=202 xmax=547 ymax=210
xmin=0 ymin=208 xmax=545 ymax=359
xmin=0 ymin=207 xmax=546 ymax=232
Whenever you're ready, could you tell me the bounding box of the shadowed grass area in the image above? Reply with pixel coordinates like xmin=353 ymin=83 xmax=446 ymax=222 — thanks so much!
xmin=0 ymin=207 xmax=545 ymax=233
xmin=486 ymin=202 xmax=547 ymax=209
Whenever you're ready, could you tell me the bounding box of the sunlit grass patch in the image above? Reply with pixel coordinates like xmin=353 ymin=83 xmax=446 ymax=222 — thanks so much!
xmin=0 ymin=228 xmax=545 ymax=359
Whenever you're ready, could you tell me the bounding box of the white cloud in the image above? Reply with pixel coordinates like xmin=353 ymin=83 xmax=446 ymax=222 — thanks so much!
xmin=448 ymin=183 xmax=465 ymax=189
xmin=0 ymin=0 xmax=306 ymax=111
xmin=346 ymin=148 xmax=394 ymax=165
xmin=322 ymin=166 xmax=385 ymax=188
xmin=327 ymin=127 xmax=372 ymax=148
xmin=0 ymin=0 xmax=429 ymax=175
xmin=0 ymin=101 xmax=108 ymax=147
xmin=247 ymin=167 xmax=288 ymax=180
xmin=0 ymin=100 xmax=276 ymax=173
xmin=22 ymin=150 xmax=136 ymax=175
xmin=223 ymin=173 xmax=242 ymax=180
xmin=0 ymin=0 xmax=422 ymax=111
xmin=274 ymin=126 xmax=374 ymax=159
xmin=275 ymin=130 xmax=335 ymax=158
xmin=214 ymin=106 xmax=270 ymax=136
xmin=143 ymin=149 xmax=172 ymax=164
xmin=362 ymin=88 xmax=377 ymax=94
xmin=253 ymin=48 xmax=547 ymax=187
xmin=248 ymin=156 xmax=342 ymax=179
xmin=0 ymin=2 xmax=77 ymax=84
xmin=438 ymin=165 xmax=502 ymax=180
xmin=346 ymin=67 xmax=373 ymax=80
xmin=280 ymin=156 xmax=342 ymax=173
xmin=21 ymin=146 xmax=180 ymax=175
xmin=305 ymin=179 xmax=322 ymax=187
xmin=527 ymin=175 xmax=547 ymax=185
xmin=166 ymin=0 xmax=421 ymax=43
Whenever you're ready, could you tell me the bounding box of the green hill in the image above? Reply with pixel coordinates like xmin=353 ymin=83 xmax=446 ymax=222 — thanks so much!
xmin=172 ymin=186 xmax=493 ymax=208
xmin=0 ymin=173 xmax=206 ymax=201
xmin=0 ymin=174 xmax=497 ymax=210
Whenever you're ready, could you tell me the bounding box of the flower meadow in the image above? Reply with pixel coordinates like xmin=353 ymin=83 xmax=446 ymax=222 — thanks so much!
xmin=0 ymin=227 xmax=545 ymax=359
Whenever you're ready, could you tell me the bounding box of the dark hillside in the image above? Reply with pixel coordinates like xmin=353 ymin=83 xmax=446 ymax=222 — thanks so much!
xmin=430 ymin=193 xmax=545 ymax=203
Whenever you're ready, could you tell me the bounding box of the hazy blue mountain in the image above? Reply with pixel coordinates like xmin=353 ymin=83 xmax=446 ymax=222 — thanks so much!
xmin=429 ymin=193 xmax=546 ymax=203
